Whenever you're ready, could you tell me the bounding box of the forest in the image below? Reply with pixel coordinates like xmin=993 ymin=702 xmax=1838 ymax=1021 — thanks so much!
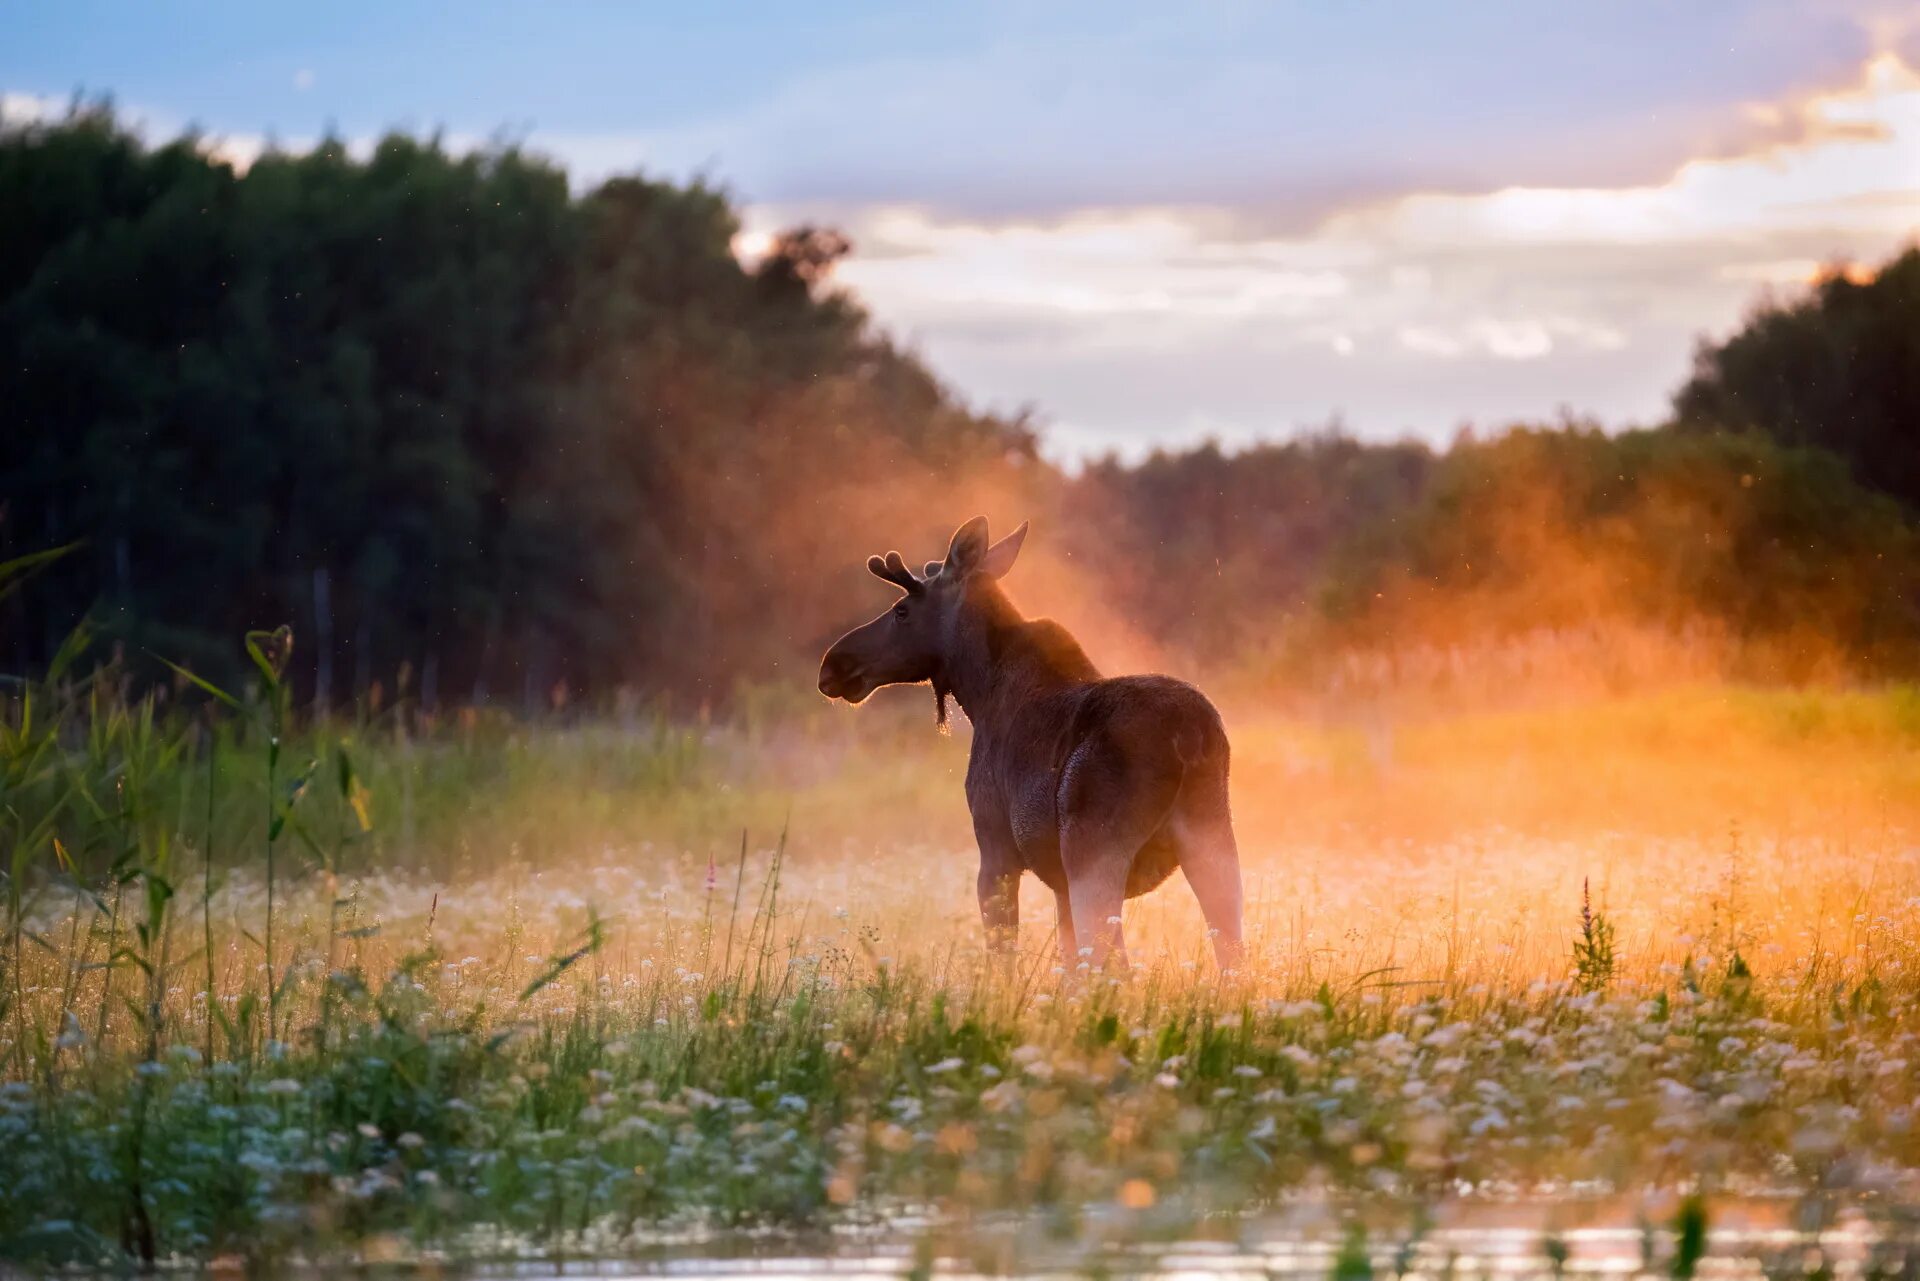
xmin=4 ymin=106 xmax=1918 ymax=705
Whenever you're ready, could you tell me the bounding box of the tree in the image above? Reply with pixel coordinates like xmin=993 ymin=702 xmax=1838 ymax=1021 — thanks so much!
xmin=1676 ymin=247 xmax=1920 ymax=510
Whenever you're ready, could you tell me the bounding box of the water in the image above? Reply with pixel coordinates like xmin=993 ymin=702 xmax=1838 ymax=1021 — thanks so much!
xmin=436 ymin=1197 xmax=1916 ymax=1280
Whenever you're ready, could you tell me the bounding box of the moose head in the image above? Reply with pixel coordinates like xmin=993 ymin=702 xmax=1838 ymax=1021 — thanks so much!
xmin=816 ymin=516 xmax=1028 ymax=709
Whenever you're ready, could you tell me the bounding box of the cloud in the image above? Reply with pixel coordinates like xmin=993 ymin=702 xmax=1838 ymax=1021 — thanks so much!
xmin=0 ymin=91 xmax=66 ymax=124
xmin=733 ymin=49 xmax=1920 ymax=459
xmin=6 ymin=13 xmax=1914 ymax=461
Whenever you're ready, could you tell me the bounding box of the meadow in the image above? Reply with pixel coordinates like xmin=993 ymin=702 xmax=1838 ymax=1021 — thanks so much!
xmin=4 ymin=646 xmax=1920 ymax=1276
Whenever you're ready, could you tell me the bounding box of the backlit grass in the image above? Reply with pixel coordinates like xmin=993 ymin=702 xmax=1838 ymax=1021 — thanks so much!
xmin=3 ymin=667 xmax=1920 ymax=1271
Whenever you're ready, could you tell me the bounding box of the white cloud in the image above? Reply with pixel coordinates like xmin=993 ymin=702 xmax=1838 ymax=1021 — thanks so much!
xmin=735 ymin=50 xmax=1920 ymax=458
xmin=1 ymin=91 xmax=65 ymax=124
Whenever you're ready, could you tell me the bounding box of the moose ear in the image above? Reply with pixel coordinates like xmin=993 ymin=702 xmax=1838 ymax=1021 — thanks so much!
xmin=979 ymin=520 xmax=1028 ymax=580
xmin=943 ymin=516 xmax=992 ymax=575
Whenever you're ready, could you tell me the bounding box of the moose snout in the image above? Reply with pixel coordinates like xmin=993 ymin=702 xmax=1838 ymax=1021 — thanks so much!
xmin=817 ymin=650 xmax=865 ymax=701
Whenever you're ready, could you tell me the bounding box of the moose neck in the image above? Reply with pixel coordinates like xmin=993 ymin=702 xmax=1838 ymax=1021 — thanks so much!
xmin=937 ymin=580 xmax=1086 ymax=731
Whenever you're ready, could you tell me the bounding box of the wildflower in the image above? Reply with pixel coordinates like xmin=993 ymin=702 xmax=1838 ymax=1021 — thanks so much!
xmin=263 ymin=1078 xmax=302 ymax=1097
xmin=397 ymin=1132 xmax=425 ymax=1150
xmin=925 ymin=1057 xmax=965 ymax=1074
xmin=1469 ymin=1109 xmax=1510 ymax=1135
xmin=981 ymin=1081 xmax=1022 ymax=1113
xmin=357 ymin=1123 xmax=382 ymax=1139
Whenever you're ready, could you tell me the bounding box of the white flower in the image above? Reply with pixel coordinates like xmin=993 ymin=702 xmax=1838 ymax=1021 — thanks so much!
xmin=1469 ymin=1109 xmax=1510 ymax=1135
xmin=925 ymin=1057 xmax=965 ymax=1074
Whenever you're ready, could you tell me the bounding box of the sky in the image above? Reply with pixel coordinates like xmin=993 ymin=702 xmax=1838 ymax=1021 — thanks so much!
xmin=7 ymin=2 xmax=1919 ymax=461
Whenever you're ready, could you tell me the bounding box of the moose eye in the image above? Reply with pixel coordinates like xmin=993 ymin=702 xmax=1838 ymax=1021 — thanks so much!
xmin=892 ymin=602 xmax=910 ymax=621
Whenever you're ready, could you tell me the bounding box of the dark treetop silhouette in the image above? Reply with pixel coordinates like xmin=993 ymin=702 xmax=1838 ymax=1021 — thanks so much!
xmin=818 ymin=517 xmax=1243 ymax=969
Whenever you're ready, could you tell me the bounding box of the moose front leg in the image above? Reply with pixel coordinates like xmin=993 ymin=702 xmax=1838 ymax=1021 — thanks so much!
xmin=977 ymin=862 xmax=1020 ymax=953
xmin=973 ymin=814 xmax=1022 ymax=954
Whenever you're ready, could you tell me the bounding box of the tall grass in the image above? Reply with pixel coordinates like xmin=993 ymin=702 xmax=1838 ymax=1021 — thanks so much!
xmin=4 ymin=628 xmax=1920 ymax=1270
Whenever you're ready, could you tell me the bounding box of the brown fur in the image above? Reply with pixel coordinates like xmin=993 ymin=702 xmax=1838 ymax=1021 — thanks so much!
xmin=818 ymin=517 xmax=1244 ymax=969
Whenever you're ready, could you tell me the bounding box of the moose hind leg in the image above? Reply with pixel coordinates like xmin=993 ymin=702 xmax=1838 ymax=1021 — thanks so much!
xmin=1173 ymin=804 xmax=1245 ymax=971
xmin=1064 ymin=855 xmax=1128 ymax=970
xmin=1059 ymin=735 xmax=1176 ymax=971
xmin=1052 ymin=887 xmax=1079 ymax=967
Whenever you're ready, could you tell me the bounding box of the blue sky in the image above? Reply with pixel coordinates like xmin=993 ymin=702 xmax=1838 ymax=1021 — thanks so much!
xmin=8 ymin=2 xmax=1919 ymax=458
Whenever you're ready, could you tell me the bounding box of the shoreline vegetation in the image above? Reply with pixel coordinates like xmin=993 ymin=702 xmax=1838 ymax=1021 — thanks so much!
xmin=3 ymin=637 xmax=1919 ymax=1271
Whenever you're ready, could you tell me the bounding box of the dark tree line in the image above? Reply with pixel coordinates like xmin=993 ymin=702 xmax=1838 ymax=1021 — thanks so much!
xmin=3 ymin=108 xmax=1916 ymax=704
xmin=0 ymin=108 xmax=1037 ymax=706
xmin=1678 ymin=249 xmax=1920 ymax=511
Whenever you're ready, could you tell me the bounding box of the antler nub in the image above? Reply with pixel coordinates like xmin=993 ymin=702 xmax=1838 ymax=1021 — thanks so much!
xmin=867 ymin=550 xmax=925 ymax=594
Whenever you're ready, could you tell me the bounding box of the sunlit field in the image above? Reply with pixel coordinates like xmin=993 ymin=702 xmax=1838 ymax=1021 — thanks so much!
xmin=5 ymin=661 xmax=1920 ymax=1274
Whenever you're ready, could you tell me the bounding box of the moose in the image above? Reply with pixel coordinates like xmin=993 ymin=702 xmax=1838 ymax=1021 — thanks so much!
xmin=817 ymin=516 xmax=1243 ymax=970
